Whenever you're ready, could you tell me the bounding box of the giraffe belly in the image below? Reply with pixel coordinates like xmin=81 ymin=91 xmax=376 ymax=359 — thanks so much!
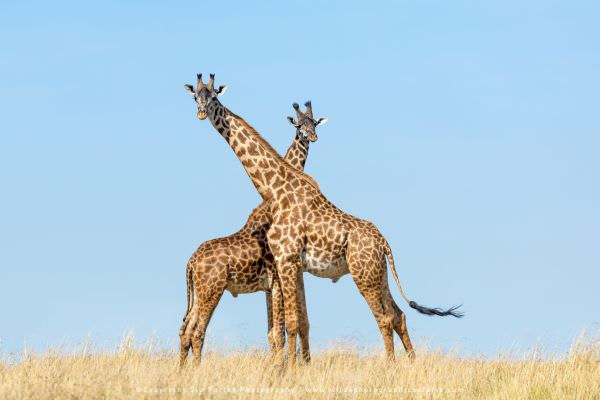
xmin=302 ymin=251 xmax=349 ymax=280
xmin=226 ymin=281 xmax=264 ymax=296
xmin=226 ymin=269 xmax=269 ymax=296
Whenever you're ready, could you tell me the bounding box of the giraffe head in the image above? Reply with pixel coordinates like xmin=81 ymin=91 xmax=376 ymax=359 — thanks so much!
xmin=287 ymin=101 xmax=327 ymax=142
xmin=184 ymin=73 xmax=228 ymax=120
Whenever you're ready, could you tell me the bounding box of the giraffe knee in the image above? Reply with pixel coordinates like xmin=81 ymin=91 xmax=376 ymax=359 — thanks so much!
xmin=400 ymin=312 xmax=407 ymax=327
xmin=286 ymin=320 xmax=299 ymax=335
xmin=267 ymin=329 xmax=275 ymax=347
xmin=303 ymin=320 xmax=310 ymax=332
xmin=298 ymin=318 xmax=309 ymax=335
xmin=180 ymin=336 xmax=191 ymax=351
xmin=192 ymin=329 xmax=205 ymax=341
xmin=267 ymin=329 xmax=276 ymax=346
xmin=379 ymin=314 xmax=394 ymax=331
xmin=179 ymin=322 xmax=188 ymax=337
xmin=268 ymin=328 xmax=284 ymax=351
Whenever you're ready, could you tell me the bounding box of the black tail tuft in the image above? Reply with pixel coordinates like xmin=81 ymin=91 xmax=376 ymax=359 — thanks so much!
xmin=409 ymin=301 xmax=464 ymax=318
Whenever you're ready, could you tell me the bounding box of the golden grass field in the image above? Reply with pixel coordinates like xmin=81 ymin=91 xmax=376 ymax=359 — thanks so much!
xmin=1 ymin=335 xmax=598 ymax=399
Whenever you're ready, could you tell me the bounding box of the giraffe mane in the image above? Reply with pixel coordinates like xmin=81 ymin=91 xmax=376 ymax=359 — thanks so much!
xmin=284 ymin=163 xmax=320 ymax=190
xmin=227 ymin=109 xmax=320 ymax=191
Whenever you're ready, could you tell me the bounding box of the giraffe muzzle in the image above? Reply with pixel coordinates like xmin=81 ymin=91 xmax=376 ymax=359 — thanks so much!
xmin=197 ymin=111 xmax=207 ymax=120
xmin=309 ymin=133 xmax=318 ymax=142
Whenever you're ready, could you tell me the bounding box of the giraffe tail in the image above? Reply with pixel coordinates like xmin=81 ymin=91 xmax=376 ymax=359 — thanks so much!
xmin=183 ymin=263 xmax=194 ymax=322
xmin=382 ymin=239 xmax=464 ymax=318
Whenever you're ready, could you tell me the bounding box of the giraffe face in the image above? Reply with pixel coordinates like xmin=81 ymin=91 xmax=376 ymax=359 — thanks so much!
xmin=287 ymin=101 xmax=327 ymax=142
xmin=184 ymin=73 xmax=227 ymax=120
xmin=192 ymin=87 xmax=213 ymax=120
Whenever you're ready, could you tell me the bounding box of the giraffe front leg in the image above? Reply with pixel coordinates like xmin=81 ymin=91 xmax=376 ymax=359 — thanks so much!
xmin=267 ymin=222 xmax=307 ymax=367
xmin=275 ymin=255 xmax=302 ymax=366
xmin=270 ymin=276 xmax=286 ymax=352
xmin=265 ymin=290 xmax=275 ymax=352
xmin=266 ymin=266 xmax=286 ymax=354
xmin=296 ymin=270 xmax=310 ymax=363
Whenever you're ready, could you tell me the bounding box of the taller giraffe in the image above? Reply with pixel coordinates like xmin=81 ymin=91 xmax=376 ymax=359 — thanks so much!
xmin=185 ymin=74 xmax=462 ymax=363
xmin=179 ymin=101 xmax=326 ymax=366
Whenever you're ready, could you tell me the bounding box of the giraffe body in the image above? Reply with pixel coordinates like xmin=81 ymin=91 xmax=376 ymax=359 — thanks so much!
xmin=184 ymin=74 xmax=462 ymax=365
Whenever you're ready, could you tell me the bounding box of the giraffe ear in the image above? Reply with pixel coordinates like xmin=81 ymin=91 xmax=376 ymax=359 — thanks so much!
xmin=316 ymin=117 xmax=328 ymax=126
xmin=184 ymin=84 xmax=195 ymax=95
xmin=287 ymin=116 xmax=300 ymax=127
xmin=215 ymin=85 xmax=228 ymax=96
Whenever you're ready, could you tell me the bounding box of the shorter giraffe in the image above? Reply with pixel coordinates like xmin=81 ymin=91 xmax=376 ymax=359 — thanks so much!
xmin=179 ymin=101 xmax=327 ymax=367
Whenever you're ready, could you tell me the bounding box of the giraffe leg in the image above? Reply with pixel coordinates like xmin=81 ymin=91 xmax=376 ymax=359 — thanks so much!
xmin=347 ymin=235 xmax=395 ymax=361
xmin=354 ymin=281 xmax=395 ymax=361
xmin=191 ymin=289 xmax=224 ymax=365
xmin=269 ymin=275 xmax=286 ymax=353
xmin=179 ymin=266 xmax=197 ymax=368
xmin=266 ymin=290 xmax=276 ymax=352
xmin=275 ymin=255 xmax=303 ymax=366
xmin=390 ymin=299 xmax=415 ymax=359
xmin=180 ymin=265 xmax=224 ymax=367
xmin=180 ymin=308 xmax=202 ymax=367
xmin=179 ymin=312 xmax=194 ymax=368
xmin=268 ymin=220 xmax=308 ymax=366
xmin=296 ymin=271 xmax=310 ymax=363
xmin=182 ymin=277 xmax=225 ymax=366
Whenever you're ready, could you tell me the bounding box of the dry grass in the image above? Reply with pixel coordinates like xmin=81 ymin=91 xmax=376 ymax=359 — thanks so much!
xmin=1 ymin=335 xmax=598 ymax=399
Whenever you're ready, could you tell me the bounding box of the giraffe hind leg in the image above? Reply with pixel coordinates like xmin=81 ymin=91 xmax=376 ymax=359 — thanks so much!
xmin=190 ymin=286 xmax=225 ymax=365
xmin=389 ymin=294 xmax=415 ymax=359
xmin=179 ymin=276 xmax=197 ymax=368
xmin=179 ymin=269 xmax=226 ymax=367
xmin=179 ymin=306 xmax=198 ymax=368
xmin=347 ymin=234 xmax=396 ymax=361
xmin=355 ymin=282 xmax=395 ymax=360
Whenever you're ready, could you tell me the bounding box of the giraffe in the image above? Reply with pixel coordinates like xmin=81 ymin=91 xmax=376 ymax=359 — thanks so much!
xmin=179 ymin=99 xmax=327 ymax=366
xmin=184 ymin=74 xmax=462 ymax=364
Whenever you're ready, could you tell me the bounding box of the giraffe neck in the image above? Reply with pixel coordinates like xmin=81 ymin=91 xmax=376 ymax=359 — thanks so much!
xmin=206 ymin=99 xmax=296 ymax=202
xmin=283 ymin=133 xmax=310 ymax=170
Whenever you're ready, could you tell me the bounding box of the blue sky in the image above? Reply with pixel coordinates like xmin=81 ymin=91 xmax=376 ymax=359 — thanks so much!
xmin=1 ymin=1 xmax=598 ymax=357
